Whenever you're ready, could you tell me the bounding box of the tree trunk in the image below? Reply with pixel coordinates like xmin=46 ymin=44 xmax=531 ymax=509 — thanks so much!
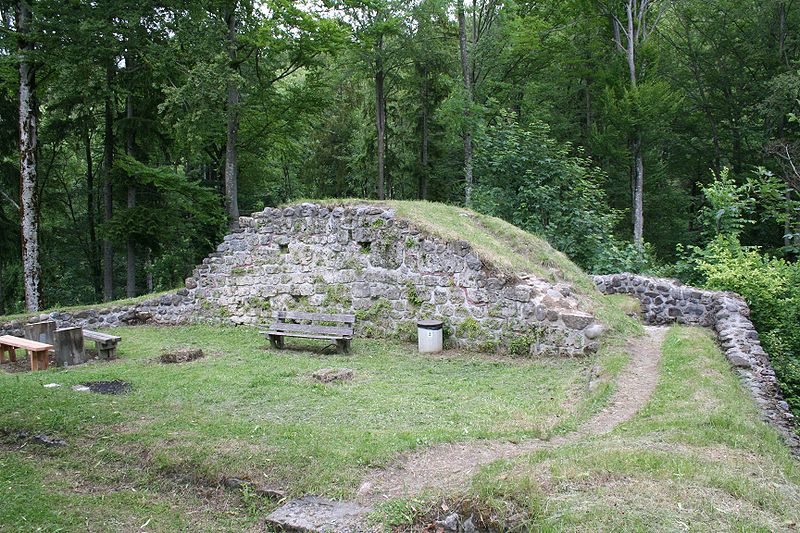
xmin=625 ymin=0 xmax=644 ymax=248
xmin=419 ymin=65 xmax=429 ymax=200
xmin=457 ymin=0 xmax=474 ymax=207
xmin=375 ymin=34 xmax=386 ymax=200
xmin=84 ymin=126 xmax=101 ymax=300
xmin=0 ymin=260 xmax=5 ymax=316
xmin=632 ymin=136 xmax=644 ymax=247
xmin=103 ymin=66 xmax=114 ymax=302
xmin=17 ymin=0 xmax=42 ymax=312
xmin=125 ymin=94 xmax=136 ymax=298
xmin=145 ymin=247 xmax=153 ymax=293
xmin=224 ymin=3 xmax=240 ymax=229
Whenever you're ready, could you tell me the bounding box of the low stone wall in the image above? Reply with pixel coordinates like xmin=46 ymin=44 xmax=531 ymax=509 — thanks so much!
xmin=594 ymin=273 xmax=798 ymax=451
xmin=0 ymin=292 xmax=193 ymax=338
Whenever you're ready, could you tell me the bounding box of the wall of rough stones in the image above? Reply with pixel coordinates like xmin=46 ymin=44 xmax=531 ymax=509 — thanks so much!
xmin=185 ymin=203 xmax=603 ymax=355
xmin=1 ymin=203 xmax=604 ymax=356
xmin=594 ymin=273 xmax=798 ymax=452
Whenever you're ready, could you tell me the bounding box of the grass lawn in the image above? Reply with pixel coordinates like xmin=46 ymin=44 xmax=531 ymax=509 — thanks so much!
xmin=454 ymin=326 xmax=800 ymax=532
xmin=0 ymin=324 xmax=608 ymax=532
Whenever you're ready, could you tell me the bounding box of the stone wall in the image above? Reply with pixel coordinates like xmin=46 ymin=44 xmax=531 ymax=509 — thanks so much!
xmin=1 ymin=203 xmax=604 ymax=356
xmin=185 ymin=203 xmax=602 ymax=356
xmin=0 ymin=292 xmax=192 ymax=338
xmin=594 ymin=273 xmax=798 ymax=451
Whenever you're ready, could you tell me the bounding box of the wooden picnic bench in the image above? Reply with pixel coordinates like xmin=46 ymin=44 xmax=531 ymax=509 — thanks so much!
xmin=83 ymin=329 xmax=122 ymax=359
xmin=0 ymin=335 xmax=54 ymax=371
xmin=262 ymin=311 xmax=355 ymax=354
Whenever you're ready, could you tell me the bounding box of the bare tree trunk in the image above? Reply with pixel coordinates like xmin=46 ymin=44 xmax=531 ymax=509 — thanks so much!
xmin=145 ymin=247 xmax=153 ymax=293
xmin=457 ymin=0 xmax=474 ymax=207
xmin=419 ymin=65 xmax=429 ymax=200
xmin=125 ymin=94 xmax=136 ymax=298
xmin=224 ymin=3 xmax=240 ymax=229
xmin=375 ymin=34 xmax=386 ymax=200
xmin=84 ymin=126 xmax=101 ymax=300
xmin=102 ymin=66 xmax=114 ymax=302
xmin=624 ymin=0 xmax=645 ymax=249
xmin=17 ymin=0 xmax=41 ymax=312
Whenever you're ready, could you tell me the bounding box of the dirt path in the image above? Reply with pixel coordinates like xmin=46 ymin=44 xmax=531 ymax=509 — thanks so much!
xmin=355 ymin=326 xmax=667 ymax=505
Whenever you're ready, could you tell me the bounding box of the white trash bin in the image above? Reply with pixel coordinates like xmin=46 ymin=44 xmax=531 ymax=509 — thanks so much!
xmin=417 ymin=320 xmax=443 ymax=353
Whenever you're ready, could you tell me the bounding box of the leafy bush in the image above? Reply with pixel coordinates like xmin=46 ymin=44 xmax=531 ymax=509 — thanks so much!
xmin=472 ymin=113 xmax=622 ymax=271
xmin=685 ymin=235 xmax=800 ymax=410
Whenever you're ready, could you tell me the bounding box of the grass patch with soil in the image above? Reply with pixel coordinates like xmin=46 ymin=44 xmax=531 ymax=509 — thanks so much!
xmin=440 ymin=326 xmax=800 ymax=532
xmin=0 ymin=324 xmax=609 ymax=532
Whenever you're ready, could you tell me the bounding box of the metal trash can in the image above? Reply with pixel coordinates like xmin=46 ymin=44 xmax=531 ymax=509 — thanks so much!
xmin=417 ymin=320 xmax=443 ymax=353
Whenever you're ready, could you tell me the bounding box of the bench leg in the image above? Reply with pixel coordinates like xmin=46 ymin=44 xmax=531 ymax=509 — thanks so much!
xmin=2 ymin=345 xmax=17 ymax=364
xmin=269 ymin=335 xmax=284 ymax=350
xmin=29 ymin=350 xmax=37 ymax=371
xmin=97 ymin=341 xmax=116 ymax=360
xmin=0 ymin=344 xmax=8 ymax=364
xmin=336 ymin=339 xmax=350 ymax=354
xmin=38 ymin=350 xmax=49 ymax=370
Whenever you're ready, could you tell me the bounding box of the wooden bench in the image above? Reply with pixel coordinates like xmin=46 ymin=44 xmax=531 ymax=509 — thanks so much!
xmin=83 ymin=329 xmax=122 ymax=360
xmin=0 ymin=335 xmax=54 ymax=371
xmin=262 ymin=311 xmax=355 ymax=354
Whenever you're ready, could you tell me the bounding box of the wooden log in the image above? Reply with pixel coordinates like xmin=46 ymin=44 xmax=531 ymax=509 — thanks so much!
xmin=25 ymin=320 xmax=56 ymax=346
xmin=54 ymin=327 xmax=86 ymax=367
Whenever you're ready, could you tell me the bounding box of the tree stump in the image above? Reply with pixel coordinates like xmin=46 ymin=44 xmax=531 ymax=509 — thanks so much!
xmin=55 ymin=327 xmax=86 ymax=367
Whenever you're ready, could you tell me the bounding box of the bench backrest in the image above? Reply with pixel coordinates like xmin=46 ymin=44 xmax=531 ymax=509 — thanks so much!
xmin=0 ymin=334 xmax=53 ymax=351
xmin=272 ymin=311 xmax=356 ymax=325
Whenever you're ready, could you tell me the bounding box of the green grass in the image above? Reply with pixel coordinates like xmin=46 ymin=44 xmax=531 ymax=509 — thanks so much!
xmin=452 ymin=326 xmax=800 ymax=532
xmin=0 ymin=324 xmax=608 ymax=532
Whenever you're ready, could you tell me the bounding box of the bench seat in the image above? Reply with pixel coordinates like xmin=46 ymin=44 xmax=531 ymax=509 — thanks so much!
xmin=0 ymin=334 xmax=54 ymax=371
xmin=262 ymin=311 xmax=355 ymax=353
xmin=83 ymin=329 xmax=122 ymax=359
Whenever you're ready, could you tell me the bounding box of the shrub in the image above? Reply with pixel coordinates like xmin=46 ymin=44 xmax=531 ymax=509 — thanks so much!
xmin=686 ymin=236 xmax=800 ymax=410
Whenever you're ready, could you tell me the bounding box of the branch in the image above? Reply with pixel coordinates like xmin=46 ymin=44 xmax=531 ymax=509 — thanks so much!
xmin=1 ymin=190 xmax=19 ymax=211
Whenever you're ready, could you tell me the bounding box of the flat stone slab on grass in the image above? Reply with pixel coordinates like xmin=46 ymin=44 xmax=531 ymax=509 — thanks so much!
xmin=265 ymin=496 xmax=372 ymax=532
xmin=311 ymin=368 xmax=354 ymax=383
xmin=160 ymin=348 xmax=204 ymax=364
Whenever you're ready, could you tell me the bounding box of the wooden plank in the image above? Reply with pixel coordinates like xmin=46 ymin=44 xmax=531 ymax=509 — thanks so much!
xmin=83 ymin=329 xmax=122 ymax=342
xmin=54 ymin=327 xmax=86 ymax=367
xmin=0 ymin=335 xmax=53 ymax=351
xmin=263 ymin=331 xmax=351 ymax=341
xmin=272 ymin=311 xmax=356 ymax=324
xmin=267 ymin=322 xmax=353 ymax=337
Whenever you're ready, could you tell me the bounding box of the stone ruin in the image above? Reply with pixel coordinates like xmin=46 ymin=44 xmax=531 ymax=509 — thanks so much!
xmin=0 ymin=203 xmax=603 ymax=357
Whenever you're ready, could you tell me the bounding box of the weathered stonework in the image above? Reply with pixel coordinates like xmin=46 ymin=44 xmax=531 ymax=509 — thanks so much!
xmin=0 ymin=204 xmax=603 ymax=357
xmin=594 ymin=273 xmax=799 ymax=452
xmin=187 ymin=203 xmax=601 ymax=356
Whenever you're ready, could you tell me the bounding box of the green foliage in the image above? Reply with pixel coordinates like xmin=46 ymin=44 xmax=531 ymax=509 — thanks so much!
xmin=698 ymin=168 xmax=755 ymax=238
xmin=682 ymin=236 xmax=800 ymax=410
xmin=472 ymin=114 xmax=622 ymax=271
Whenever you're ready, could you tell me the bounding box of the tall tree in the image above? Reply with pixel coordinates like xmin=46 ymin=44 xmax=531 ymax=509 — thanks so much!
xmin=223 ymin=0 xmax=240 ymax=229
xmin=604 ymin=0 xmax=669 ymax=248
xmin=457 ymin=0 xmax=473 ymax=207
xmin=16 ymin=0 xmax=41 ymax=311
